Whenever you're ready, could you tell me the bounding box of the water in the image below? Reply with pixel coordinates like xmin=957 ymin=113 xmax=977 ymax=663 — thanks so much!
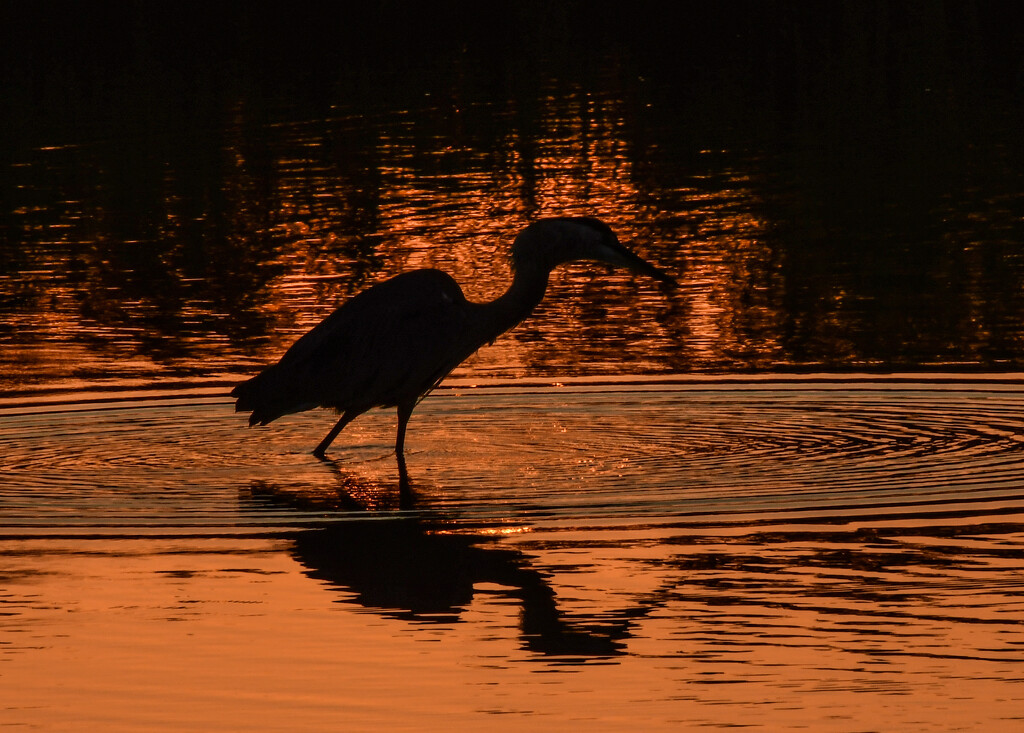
xmin=3 ymin=378 xmax=1024 ymax=730
xmin=4 ymin=10 xmax=1024 ymax=391
xmin=4 ymin=6 xmax=1024 ymax=731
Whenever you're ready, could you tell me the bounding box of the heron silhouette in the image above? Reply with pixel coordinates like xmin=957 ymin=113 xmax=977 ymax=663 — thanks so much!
xmin=232 ymin=217 xmax=675 ymax=476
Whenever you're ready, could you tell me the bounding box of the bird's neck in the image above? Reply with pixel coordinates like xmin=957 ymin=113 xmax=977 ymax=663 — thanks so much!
xmin=479 ymin=262 xmax=551 ymax=341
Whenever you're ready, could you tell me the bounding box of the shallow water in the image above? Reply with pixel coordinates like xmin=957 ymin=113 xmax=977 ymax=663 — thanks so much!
xmin=4 ymin=376 xmax=1024 ymax=730
xmin=4 ymin=8 xmax=1024 ymax=730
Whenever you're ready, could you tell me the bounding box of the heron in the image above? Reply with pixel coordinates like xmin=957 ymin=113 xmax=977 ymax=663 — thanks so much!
xmin=232 ymin=217 xmax=676 ymax=476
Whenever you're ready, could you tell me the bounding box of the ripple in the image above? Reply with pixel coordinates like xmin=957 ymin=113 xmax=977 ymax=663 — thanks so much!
xmin=413 ymin=379 xmax=1024 ymax=527
xmin=4 ymin=376 xmax=1024 ymax=725
xmin=2 ymin=377 xmax=1024 ymax=535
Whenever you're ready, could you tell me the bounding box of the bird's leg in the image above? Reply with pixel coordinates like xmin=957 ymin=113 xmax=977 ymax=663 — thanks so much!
xmin=395 ymin=402 xmax=413 ymax=484
xmin=313 ymin=412 xmax=355 ymax=459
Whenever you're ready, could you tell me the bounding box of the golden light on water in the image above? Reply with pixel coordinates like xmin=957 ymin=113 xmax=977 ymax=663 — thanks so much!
xmin=8 ymin=67 xmax=1021 ymax=391
xmin=5 ymin=6 xmax=1024 ymax=727
xmin=5 ymin=381 xmax=1024 ymax=729
xmin=207 ymin=88 xmax=692 ymax=379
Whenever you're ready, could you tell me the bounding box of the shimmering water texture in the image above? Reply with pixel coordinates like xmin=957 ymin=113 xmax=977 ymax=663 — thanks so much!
xmin=3 ymin=377 xmax=1024 ymax=731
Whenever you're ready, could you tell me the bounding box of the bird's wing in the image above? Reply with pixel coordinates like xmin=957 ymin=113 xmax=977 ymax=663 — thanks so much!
xmin=277 ymin=269 xmax=473 ymax=411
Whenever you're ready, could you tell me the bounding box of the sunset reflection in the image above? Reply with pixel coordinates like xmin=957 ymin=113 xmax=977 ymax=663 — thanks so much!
xmin=5 ymin=381 xmax=1024 ymax=730
xmin=5 ymin=70 xmax=1024 ymax=392
xmin=5 ymin=4 xmax=1024 ymax=731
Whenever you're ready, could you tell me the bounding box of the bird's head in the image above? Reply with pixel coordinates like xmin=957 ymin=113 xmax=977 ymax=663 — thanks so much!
xmin=511 ymin=217 xmax=677 ymax=288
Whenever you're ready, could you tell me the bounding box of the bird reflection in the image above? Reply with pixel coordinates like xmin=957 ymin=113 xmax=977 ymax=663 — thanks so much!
xmin=246 ymin=468 xmax=639 ymax=658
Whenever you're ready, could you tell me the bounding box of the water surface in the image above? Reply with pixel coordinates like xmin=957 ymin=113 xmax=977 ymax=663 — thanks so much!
xmin=3 ymin=7 xmax=1024 ymax=731
xmin=3 ymin=8 xmax=1024 ymax=391
xmin=3 ymin=377 xmax=1024 ymax=730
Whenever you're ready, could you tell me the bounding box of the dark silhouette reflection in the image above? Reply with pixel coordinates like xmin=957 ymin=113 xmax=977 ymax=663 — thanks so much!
xmin=246 ymin=469 xmax=640 ymax=659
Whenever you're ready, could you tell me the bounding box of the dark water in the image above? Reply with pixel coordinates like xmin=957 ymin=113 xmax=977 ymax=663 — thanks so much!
xmin=3 ymin=6 xmax=1024 ymax=731
xmin=3 ymin=4 xmax=1024 ymax=392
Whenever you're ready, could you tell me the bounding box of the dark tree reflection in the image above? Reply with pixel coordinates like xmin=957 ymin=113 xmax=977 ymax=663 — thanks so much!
xmin=2 ymin=3 xmax=1023 ymax=389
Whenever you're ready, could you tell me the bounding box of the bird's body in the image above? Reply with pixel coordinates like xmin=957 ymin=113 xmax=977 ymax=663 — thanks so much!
xmin=234 ymin=269 xmax=474 ymax=427
xmin=232 ymin=217 xmax=675 ymax=475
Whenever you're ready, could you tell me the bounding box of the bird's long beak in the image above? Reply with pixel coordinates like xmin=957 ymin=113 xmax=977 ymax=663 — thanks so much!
xmin=613 ymin=247 xmax=678 ymax=289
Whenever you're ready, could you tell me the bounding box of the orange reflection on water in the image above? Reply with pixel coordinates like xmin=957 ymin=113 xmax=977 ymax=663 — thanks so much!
xmin=225 ymin=87 xmax=691 ymax=380
xmin=0 ymin=83 xmax=832 ymax=390
xmin=6 ymin=519 xmax=1024 ymax=732
xmin=5 ymin=381 xmax=1024 ymax=729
